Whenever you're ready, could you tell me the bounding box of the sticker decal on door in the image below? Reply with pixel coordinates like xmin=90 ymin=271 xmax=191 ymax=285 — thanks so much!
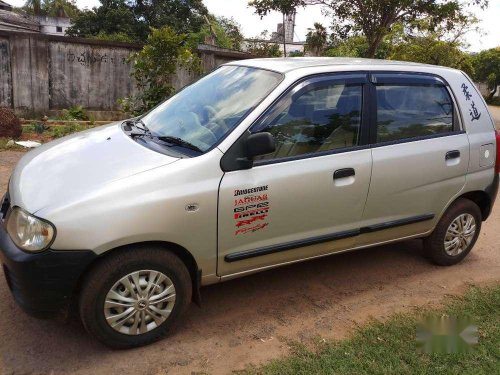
xmin=233 ymin=185 xmax=269 ymax=235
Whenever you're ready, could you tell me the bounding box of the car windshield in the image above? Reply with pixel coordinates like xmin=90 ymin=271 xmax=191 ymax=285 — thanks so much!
xmin=141 ymin=66 xmax=283 ymax=153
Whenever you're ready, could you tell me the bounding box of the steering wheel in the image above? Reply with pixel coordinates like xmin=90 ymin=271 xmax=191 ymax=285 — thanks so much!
xmin=203 ymin=105 xmax=218 ymax=121
xmin=167 ymin=111 xmax=218 ymax=148
xmin=203 ymin=105 xmax=230 ymax=135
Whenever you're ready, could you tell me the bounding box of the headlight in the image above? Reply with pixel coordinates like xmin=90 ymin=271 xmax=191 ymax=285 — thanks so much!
xmin=6 ymin=207 xmax=55 ymax=252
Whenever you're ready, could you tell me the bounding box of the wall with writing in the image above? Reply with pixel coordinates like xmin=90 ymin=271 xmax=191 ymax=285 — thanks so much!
xmin=49 ymin=42 xmax=139 ymax=110
xmin=0 ymin=32 xmax=252 ymax=117
xmin=0 ymin=37 xmax=11 ymax=107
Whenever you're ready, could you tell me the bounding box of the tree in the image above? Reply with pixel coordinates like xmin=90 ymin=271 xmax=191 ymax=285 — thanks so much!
xmin=319 ymin=0 xmax=488 ymax=58
xmin=217 ymin=17 xmax=244 ymax=51
xmin=131 ymin=0 xmax=208 ymax=37
xmin=306 ymin=22 xmax=327 ymax=56
xmin=390 ymin=34 xmax=474 ymax=75
xmin=266 ymin=0 xmax=487 ymax=58
xmin=187 ymin=16 xmax=244 ymax=51
xmin=67 ymin=0 xmax=209 ymax=42
xmin=66 ymin=1 xmax=141 ymax=41
xmin=23 ymin=0 xmax=42 ymax=15
xmin=121 ymin=26 xmax=202 ymax=114
xmin=473 ymin=47 xmax=500 ymax=100
xmin=23 ymin=0 xmax=79 ymax=17
xmin=42 ymin=0 xmax=79 ymax=17
xmin=249 ymin=0 xmax=305 ymax=55
xmin=245 ymin=31 xmax=283 ymax=57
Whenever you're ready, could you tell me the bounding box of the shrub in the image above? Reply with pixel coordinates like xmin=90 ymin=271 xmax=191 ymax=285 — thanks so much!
xmin=0 ymin=107 xmax=22 ymax=139
xmin=485 ymin=96 xmax=500 ymax=106
xmin=67 ymin=105 xmax=88 ymax=120
xmin=56 ymin=106 xmax=88 ymax=121
xmin=120 ymin=26 xmax=202 ymax=116
xmin=33 ymin=123 xmax=50 ymax=134
xmin=51 ymin=124 xmax=88 ymax=138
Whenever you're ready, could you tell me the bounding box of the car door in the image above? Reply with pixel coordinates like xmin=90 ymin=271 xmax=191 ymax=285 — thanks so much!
xmin=217 ymin=73 xmax=373 ymax=276
xmin=357 ymin=72 xmax=470 ymax=246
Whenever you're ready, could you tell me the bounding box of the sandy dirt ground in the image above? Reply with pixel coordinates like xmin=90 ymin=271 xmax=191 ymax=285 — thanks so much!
xmin=1 ymin=110 xmax=499 ymax=374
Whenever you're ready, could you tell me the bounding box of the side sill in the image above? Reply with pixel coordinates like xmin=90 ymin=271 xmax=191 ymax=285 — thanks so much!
xmin=224 ymin=214 xmax=434 ymax=262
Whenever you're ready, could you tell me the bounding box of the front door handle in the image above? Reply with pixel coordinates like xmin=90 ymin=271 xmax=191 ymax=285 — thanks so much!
xmin=446 ymin=150 xmax=460 ymax=160
xmin=334 ymin=168 xmax=355 ymax=179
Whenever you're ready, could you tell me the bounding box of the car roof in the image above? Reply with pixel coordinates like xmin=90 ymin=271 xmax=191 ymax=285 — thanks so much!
xmin=225 ymin=57 xmax=436 ymax=74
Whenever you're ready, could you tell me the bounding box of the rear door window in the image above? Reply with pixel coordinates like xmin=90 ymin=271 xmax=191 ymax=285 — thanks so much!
xmin=374 ymin=77 xmax=454 ymax=143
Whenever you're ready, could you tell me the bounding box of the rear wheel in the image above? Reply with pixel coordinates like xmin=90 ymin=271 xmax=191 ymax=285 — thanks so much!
xmin=423 ymin=199 xmax=481 ymax=266
xmin=79 ymin=246 xmax=192 ymax=349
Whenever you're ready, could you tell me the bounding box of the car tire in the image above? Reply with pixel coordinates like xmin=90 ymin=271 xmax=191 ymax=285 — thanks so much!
xmin=423 ymin=198 xmax=482 ymax=266
xmin=79 ymin=246 xmax=192 ymax=349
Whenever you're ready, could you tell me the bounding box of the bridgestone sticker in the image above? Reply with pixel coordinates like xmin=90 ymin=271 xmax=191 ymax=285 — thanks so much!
xmin=233 ymin=185 xmax=269 ymax=235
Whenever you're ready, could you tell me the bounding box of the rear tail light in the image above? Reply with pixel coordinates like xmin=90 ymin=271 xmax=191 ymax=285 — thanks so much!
xmin=496 ymin=130 xmax=500 ymax=174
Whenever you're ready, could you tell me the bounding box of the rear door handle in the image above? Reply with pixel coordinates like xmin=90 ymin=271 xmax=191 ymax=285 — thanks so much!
xmin=334 ymin=168 xmax=355 ymax=179
xmin=446 ymin=150 xmax=460 ymax=160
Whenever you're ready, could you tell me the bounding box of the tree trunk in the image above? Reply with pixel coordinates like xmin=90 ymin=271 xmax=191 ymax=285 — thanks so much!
xmin=366 ymin=33 xmax=384 ymax=59
xmin=282 ymin=13 xmax=287 ymax=57
xmin=487 ymin=85 xmax=498 ymax=101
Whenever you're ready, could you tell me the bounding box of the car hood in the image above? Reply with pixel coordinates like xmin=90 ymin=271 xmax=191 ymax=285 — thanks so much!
xmin=9 ymin=123 xmax=179 ymax=213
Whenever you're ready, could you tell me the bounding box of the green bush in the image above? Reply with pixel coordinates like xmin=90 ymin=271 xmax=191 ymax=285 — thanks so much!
xmin=67 ymin=106 xmax=88 ymax=121
xmin=51 ymin=124 xmax=88 ymax=138
xmin=33 ymin=123 xmax=50 ymax=134
xmin=485 ymin=96 xmax=500 ymax=106
xmin=120 ymin=26 xmax=202 ymax=116
xmin=55 ymin=106 xmax=89 ymax=121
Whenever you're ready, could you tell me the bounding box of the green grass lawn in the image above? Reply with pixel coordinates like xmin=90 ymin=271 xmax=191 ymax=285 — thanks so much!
xmin=239 ymin=285 xmax=500 ymax=375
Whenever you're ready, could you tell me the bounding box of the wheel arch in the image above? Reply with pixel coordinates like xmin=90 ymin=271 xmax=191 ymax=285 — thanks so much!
xmin=458 ymin=190 xmax=492 ymax=221
xmin=73 ymin=241 xmax=202 ymax=307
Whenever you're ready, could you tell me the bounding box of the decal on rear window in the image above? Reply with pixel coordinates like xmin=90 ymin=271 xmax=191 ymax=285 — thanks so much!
xmin=233 ymin=185 xmax=269 ymax=235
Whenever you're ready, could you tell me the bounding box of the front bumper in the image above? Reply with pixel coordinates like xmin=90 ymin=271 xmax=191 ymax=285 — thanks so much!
xmin=0 ymin=220 xmax=96 ymax=318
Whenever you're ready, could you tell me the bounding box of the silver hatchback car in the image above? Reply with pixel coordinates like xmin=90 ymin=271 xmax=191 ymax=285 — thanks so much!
xmin=1 ymin=58 xmax=498 ymax=348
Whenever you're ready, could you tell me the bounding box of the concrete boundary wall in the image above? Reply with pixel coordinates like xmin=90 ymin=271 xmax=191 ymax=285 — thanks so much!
xmin=0 ymin=31 xmax=252 ymax=117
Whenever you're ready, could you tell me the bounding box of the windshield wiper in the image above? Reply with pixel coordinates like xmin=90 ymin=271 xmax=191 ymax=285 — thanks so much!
xmin=128 ymin=119 xmax=153 ymax=138
xmin=156 ymin=136 xmax=203 ymax=153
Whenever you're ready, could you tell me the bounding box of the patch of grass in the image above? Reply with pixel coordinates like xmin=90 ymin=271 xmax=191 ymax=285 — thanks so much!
xmin=239 ymin=285 xmax=500 ymax=375
xmin=0 ymin=138 xmax=24 ymax=150
xmin=50 ymin=124 xmax=89 ymax=138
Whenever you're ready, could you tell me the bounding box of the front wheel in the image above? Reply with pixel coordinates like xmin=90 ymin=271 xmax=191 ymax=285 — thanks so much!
xmin=79 ymin=246 xmax=192 ymax=349
xmin=423 ymin=198 xmax=482 ymax=266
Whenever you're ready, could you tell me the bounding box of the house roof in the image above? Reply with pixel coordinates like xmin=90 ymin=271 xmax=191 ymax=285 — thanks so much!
xmin=0 ymin=1 xmax=12 ymax=11
xmin=0 ymin=9 xmax=39 ymax=32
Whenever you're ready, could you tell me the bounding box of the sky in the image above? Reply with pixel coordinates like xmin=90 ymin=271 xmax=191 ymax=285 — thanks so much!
xmin=6 ymin=0 xmax=500 ymax=52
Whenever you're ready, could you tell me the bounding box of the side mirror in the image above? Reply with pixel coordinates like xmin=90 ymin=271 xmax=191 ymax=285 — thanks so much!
xmin=246 ymin=132 xmax=276 ymax=159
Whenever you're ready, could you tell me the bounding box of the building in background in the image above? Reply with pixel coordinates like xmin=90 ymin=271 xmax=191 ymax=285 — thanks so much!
xmin=0 ymin=0 xmax=12 ymax=11
xmin=242 ymin=13 xmax=306 ymax=57
xmin=271 ymin=12 xmax=296 ymax=44
xmin=0 ymin=1 xmax=72 ymax=35
xmin=34 ymin=16 xmax=72 ymax=35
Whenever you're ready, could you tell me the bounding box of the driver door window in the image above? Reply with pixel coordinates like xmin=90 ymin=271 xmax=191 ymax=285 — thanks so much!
xmin=251 ymin=80 xmax=363 ymax=161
